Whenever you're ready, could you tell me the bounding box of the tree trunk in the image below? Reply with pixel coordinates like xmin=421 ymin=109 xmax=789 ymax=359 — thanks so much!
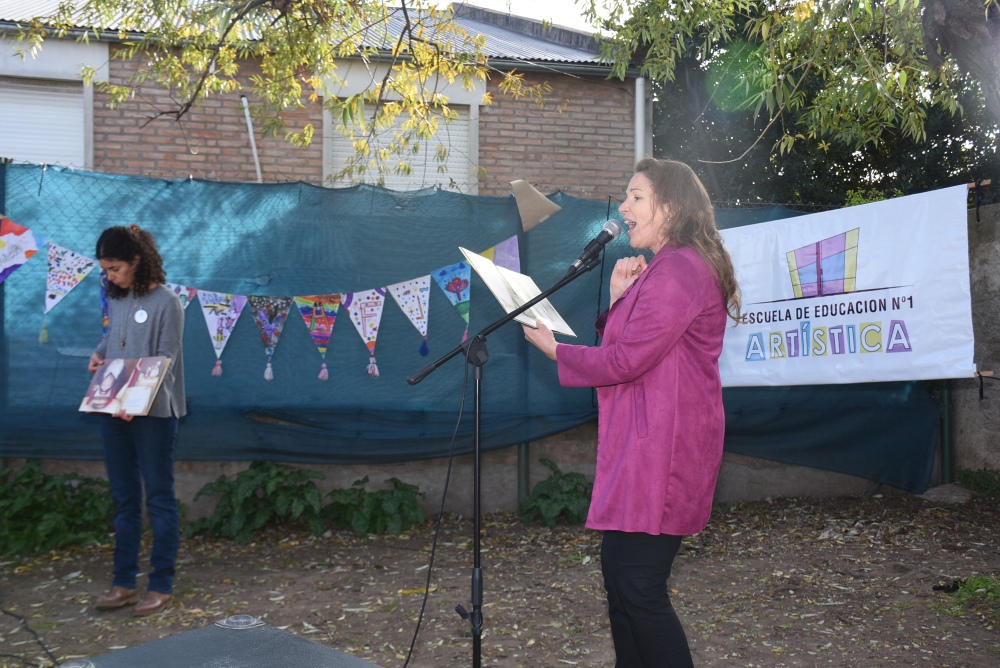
xmin=923 ymin=0 xmax=1000 ymax=124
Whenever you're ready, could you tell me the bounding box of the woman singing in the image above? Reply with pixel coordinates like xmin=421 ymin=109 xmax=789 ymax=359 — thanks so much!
xmin=523 ymin=158 xmax=741 ymax=667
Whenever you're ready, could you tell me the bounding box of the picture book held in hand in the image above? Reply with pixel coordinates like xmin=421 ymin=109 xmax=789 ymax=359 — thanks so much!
xmin=79 ymin=356 xmax=171 ymax=416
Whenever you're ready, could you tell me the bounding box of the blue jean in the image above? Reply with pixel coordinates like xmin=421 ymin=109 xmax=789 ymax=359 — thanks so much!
xmin=101 ymin=415 xmax=180 ymax=594
xmin=601 ymin=531 xmax=692 ymax=668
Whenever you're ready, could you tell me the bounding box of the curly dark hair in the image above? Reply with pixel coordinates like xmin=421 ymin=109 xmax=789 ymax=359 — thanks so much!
xmin=96 ymin=225 xmax=166 ymax=298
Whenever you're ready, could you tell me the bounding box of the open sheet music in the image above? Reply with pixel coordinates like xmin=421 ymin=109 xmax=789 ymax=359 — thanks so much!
xmin=460 ymin=247 xmax=576 ymax=337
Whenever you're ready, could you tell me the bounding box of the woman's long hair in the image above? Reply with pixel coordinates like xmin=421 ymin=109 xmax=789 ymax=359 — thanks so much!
xmin=95 ymin=225 xmax=166 ymax=299
xmin=635 ymin=157 xmax=742 ymax=322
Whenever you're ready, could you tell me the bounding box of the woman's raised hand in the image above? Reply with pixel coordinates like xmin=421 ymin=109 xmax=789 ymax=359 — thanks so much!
xmin=610 ymin=256 xmax=648 ymax=304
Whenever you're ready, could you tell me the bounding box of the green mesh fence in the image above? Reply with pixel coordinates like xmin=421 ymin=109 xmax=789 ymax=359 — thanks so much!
xmin=0 ymin=163 xmax=940 ymax=493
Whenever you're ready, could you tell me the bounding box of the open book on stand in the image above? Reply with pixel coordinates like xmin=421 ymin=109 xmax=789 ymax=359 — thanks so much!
xmin=460 ymin=247 xmax=576 ymax=337
xmin=79 ymin=356 xmax=171 ymax=416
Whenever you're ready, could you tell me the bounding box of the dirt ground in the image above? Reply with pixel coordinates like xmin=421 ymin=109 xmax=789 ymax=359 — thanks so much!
xmin=1 ymin=489 xmax=998 ymax=668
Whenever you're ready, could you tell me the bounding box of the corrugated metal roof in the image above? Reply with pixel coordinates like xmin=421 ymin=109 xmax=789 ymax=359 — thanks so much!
xmin=452 ymin=15 xmax=600 ymax=64
xmin=0 ymin=1 xmax=605 ymax=67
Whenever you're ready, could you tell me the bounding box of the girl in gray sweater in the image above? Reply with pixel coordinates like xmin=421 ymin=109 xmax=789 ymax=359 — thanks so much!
xmin=89 ymin=224 xmax=185 ymax=617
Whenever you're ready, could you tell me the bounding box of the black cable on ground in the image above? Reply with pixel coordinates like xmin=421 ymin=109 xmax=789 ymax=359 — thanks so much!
xmin=401 ymin=348 xmax=473 ymax=667
xmin=1 ymin=605 xmax=61 ymax=667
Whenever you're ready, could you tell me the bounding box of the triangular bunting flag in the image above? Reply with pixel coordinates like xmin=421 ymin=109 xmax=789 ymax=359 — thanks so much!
xmin=197 ymin=291 xmax=248 ymax=376
xmin=41 ymin=242 xmax=96 ymax=343
xmin=432 ymin=261 xmax=471 ymax=341
xmin=0 ymin=216 xmax=45 ymax=285
xmin=343 ymin=288 xmax=386 ymax=377
xmin=490 ymin=235 xmax=521 ymax=273
xmin=166 ymin=282 xmax=198 ymax=309
xmin=387 ymin=276 xmax=431 ymax=356
xmin=247 ymin=295 xmax=294 ymax=380
xmin=294 ymin=294 xmax=342 ymax=380
xmin=45 ymin=243 xmax=97 ymax=314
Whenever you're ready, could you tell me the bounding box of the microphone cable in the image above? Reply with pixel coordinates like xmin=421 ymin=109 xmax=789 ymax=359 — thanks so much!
xmin=1 ymin=605 xmax=60 ymax=666
xmin=401 ymin=345 xmax=473 ymax=667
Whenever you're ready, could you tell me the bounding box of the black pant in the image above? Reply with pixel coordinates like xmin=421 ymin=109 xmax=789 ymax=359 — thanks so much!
xmin=601 ymin=530 xmax=693 ymax=668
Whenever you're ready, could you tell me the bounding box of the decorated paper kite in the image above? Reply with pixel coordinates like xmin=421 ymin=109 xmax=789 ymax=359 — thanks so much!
xmin=432 ymin=261 xmax=471 ymax=341
xmin=294 ymin=293 xmax=342 ymax=380
xmin=197 ymin=290 xmax=248 ymax=376
xmin=166 ymin=282 xmax=198 ymax=309
xmin=0 ymin=216 xmax=45 ymax=285
xmin=343 ymin=288 xmax=386 ymax=377
xmin=247 ymin=295 xmax=294 ymax=380
xmin=387 ymin=276 xmax=431 ymax=356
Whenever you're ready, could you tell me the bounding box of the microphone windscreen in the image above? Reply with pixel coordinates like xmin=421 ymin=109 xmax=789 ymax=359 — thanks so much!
xmin=602 ymin=219 xmax=624 ymax=239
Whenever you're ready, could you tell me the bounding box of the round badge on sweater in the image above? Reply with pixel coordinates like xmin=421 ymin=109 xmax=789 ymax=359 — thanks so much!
xmin=135 ymin=309 xmax=148 ymax=324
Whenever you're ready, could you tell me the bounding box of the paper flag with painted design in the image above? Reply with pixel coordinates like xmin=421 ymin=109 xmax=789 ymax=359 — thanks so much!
xmin=294 ymin=294 xmax=342 ymax=379
xmin=197 ymin=291 xmax=248 ymax=376
xmin=0 ymin=216 xmax=45 ymax=285
xmin=166 ymin=282 xmax=198 ymax=309
xmin=387 ymin=276 xmax=431 ymax=356
xmin=44 ymin=243 xmax=97 ymax=314
xmin=432 ymin=261 xmax=471 ymax=340
xmin=343 ymin=288 xmax=386 ymax=377
xmin=247 ymin=295 xmax=294 ymax=380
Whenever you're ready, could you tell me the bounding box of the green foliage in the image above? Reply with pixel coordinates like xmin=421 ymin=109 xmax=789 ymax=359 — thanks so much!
xmin=952 ymin=575 xmax=1000 ymax=623
xmin=323 ymin=476 xmax=426 ymax=537
xmin=956 ymin=468 xmax=1000 ymax=497
xmin=520 ymin=459 xmax=592 ymax=527
xmin=0 ymin=461 xmax=113 ymax=557
xmin=588 ymin=0 xmax=999 ymax=156
xmin=844 ymin=188 xmax=906 ymax=206
xmin=184 ymin=461 xmax=326 ymax=544
xmin=652 ymin=38 xmax=996 ymax=207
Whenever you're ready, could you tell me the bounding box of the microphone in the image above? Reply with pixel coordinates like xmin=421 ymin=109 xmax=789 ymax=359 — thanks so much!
xmin=565 ymin=219 xmax=624 ymax=277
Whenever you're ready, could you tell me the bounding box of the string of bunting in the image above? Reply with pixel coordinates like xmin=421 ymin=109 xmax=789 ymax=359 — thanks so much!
xmin=0 ymin=214 xmax=525 ymax=380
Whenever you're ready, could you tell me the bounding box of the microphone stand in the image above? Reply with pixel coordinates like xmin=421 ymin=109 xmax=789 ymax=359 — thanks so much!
xmin=407 ymin=255 xmax=603 ymax=668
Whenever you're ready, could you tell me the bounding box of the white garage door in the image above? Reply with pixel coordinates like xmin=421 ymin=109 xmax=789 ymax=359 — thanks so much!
xmin=0 ymin=76 xmax=85 ymax=168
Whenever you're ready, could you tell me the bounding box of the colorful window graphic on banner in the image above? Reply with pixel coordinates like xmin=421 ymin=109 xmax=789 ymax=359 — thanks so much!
xmin=786 ymin=228 xmax=859 ymax=298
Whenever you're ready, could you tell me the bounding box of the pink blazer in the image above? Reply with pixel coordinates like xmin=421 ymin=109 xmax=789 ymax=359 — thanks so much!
xmin=556 ymin=245 xmax=727 ymax=536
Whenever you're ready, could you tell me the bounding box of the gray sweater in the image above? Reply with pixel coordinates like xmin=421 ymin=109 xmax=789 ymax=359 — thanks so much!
xmin=95 ymin=284 xmax=186 ymax=418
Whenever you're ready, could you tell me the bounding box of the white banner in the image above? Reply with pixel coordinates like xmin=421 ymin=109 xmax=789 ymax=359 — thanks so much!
xmin=719 ymin=185 xmax=975 ymax=387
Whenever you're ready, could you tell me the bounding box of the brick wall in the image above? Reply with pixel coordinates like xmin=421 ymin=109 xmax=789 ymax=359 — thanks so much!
xmin=93 ymin=48 xmax=323 ymax=184
xmin=478 ymin=72 xmax=637 ymax=200
xmin=91 ymin=49 xmax=637 ymax=201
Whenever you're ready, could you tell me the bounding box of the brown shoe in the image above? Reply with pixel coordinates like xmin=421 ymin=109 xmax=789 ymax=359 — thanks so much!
xmin=133 ymin=590 xmax=172 ymax=617
xmin=95 ymin=586 xmax=140 ymax=611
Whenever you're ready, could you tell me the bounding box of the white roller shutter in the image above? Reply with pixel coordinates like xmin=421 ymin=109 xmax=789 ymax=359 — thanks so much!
xmin=326 ymin=105 xmax=475 ymax=193
xmin=0 ymin=76 xmax=85 ymax=168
